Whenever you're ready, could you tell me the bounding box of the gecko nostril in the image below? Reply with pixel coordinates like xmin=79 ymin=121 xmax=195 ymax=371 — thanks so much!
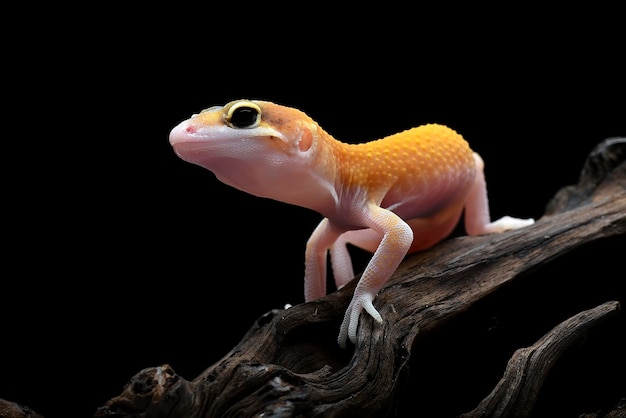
xmin=185 ymin=126 xmax=196 ymax=134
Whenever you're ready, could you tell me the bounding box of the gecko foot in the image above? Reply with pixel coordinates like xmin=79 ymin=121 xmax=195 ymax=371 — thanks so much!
xmin=337 ymin=293 xmax=383 ymax=348
xmin=483 ymin=216 xmax=535 ymax=234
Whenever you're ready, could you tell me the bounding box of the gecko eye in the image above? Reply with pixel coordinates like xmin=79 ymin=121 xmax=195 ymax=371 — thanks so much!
xmin=226 ymin=101 xmax=262 ymax=129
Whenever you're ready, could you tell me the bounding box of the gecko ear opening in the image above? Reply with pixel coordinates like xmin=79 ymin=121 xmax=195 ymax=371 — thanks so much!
xmin=298 ymin=128 xmax=314 ymax=152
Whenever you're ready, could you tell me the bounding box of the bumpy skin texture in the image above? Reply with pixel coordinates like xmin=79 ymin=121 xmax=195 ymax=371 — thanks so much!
xmin=169 ymin=99 xmax=534 ymax=348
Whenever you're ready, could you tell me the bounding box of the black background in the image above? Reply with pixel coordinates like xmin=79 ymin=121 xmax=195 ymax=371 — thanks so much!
xmin=2 ymin=5 xmax=624 ymax=418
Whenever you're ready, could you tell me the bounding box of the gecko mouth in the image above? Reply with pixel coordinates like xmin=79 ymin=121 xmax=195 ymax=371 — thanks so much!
xmin=170 ymin=142 xmax=216 ymax=167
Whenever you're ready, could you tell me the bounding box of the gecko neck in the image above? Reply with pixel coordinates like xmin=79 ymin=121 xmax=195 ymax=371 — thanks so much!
xmin=303 ymin=131 xmax=366 ymax=221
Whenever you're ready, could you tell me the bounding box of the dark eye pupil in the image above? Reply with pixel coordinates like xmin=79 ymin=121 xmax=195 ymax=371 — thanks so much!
xmin=230 ymin=107 xmax=259 ymax=128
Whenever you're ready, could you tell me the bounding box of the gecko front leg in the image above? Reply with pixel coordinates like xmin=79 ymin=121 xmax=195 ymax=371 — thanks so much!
xmin=304 ymin=218 xmax=343 ymax=302
xmin=330 ymin=228 xmax=382 ymax=289
xmin=336 ymin=204 xmax=414 ymax=348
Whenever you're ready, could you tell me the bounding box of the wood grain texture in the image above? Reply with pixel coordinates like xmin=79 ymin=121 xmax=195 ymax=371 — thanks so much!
xmin=80 ymin=138 xmax=626 ymax=417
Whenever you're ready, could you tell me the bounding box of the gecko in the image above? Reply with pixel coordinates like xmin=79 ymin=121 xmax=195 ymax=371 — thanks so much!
xmin=169 ymin=99 xmax=535 ymax=348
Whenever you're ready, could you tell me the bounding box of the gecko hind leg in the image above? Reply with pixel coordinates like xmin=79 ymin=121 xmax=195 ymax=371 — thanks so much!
xmin=464 ymin=153 xmax=535 ymax=235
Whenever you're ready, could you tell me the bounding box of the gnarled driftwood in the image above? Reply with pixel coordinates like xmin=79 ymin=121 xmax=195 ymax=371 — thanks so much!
xmin=90 ymin=137 xmax=625 ymax=417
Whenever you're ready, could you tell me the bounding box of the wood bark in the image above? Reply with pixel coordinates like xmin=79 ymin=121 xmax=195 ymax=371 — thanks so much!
xmin=94 ymin=137 xmax=625 ymax=417
xmin=7 ymin=138 xmax=623 ymax=417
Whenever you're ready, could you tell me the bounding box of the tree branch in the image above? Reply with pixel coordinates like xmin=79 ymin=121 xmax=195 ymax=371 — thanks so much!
xmin=88 ymin=137 xmax=625 ymax=418
xmin=461 ymin=301 xmax=621 ymax=418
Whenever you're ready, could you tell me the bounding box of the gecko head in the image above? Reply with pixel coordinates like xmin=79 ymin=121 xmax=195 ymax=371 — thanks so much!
xmin=168 ymin=99 xmax=336 ymax=208
xmin=169 ymin=99 xmax=316 ymax=165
